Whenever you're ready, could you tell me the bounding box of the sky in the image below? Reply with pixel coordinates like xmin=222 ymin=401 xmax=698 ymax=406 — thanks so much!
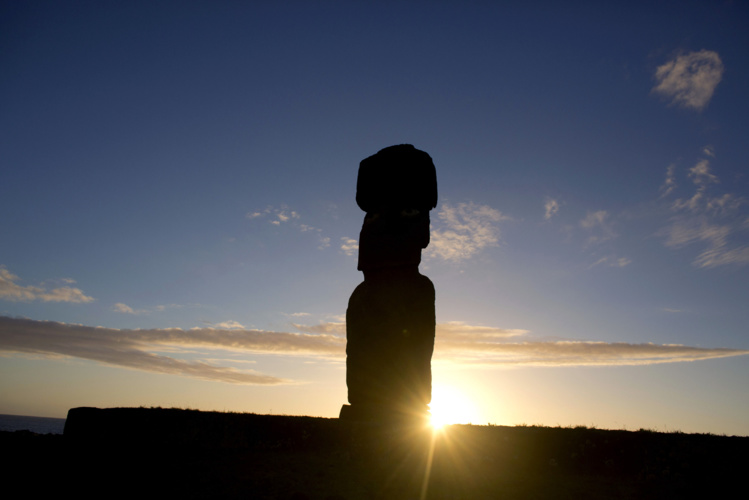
xmin=2 ymin=0 xmax=748 ymax=436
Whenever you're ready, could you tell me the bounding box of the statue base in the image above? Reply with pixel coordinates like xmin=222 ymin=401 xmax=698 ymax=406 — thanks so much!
xmin=339 ymin=404 xmax=430 ymax=425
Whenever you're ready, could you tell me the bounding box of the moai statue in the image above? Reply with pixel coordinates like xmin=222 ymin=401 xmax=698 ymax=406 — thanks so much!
xmin=340 ymin=144 xmax=437 ymax=422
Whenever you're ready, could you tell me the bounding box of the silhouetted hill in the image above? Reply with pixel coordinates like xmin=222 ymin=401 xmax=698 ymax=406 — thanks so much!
xmin=2 ymin=407 xmax=747 ymax=499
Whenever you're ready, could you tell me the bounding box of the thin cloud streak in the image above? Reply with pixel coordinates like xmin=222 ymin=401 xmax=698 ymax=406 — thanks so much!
xmin=587 ymin=256 xmax=632 ymax=269
xmin=2 ymin=317 xmax=747 ymax=386
xmin=433 ymin=322 xmax=748 ymax=365
xmin=438 ymin=340 xmax=749 ymax=366
xmin=435 ymin=321 xmax=528 ymax=341
xmin=0 ymin=316 xmax=345 ymax=385
xmin=214 ymin=320 xmax=246 ymax=330
xmin=293 ymin=322 xmax=346 ymax=335
xmin=113 ymin=302 xmax=187 ymax=315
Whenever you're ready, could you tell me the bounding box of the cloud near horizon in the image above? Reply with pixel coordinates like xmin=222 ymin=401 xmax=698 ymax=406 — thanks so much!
xmin=0 ymin=316 xmax=345 ymax=385
xmin=113 ymin=302 xmax=187 ymax=315
xmin=113 ymin=303 xmax=145 ymax=315
xmin=438 ymin=340 xmax=748 ymax=367
xmin=0 ymin=267 xmax=94 ymax=303
xmin=2 ymin=317 xmax=747 ymax=385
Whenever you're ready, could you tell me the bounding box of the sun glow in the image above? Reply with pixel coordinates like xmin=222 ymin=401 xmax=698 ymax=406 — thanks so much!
xmin=429 ymin=384 xmax=479 ymax=429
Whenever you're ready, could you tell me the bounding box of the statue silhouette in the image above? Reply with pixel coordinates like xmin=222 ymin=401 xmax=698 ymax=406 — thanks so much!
xmin=341 ymin=145 xmax=437 ymax=422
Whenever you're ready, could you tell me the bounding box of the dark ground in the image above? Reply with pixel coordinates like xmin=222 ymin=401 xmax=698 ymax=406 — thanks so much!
xmin=2 ymin=407 xmax=747 ymax=499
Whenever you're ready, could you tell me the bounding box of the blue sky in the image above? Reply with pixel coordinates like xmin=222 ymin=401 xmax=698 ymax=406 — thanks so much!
xmin=2 ymin=1 xmax=748 ymax=435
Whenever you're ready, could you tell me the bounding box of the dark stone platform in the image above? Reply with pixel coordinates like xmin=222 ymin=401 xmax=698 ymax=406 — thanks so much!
xmin=63 ymin=406 xmax=346 ymax=450
xmin=9 ymin=407 xmax=744 ymax=499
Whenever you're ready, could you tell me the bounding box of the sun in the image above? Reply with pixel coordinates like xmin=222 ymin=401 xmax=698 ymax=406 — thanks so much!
xmin=429 ymin=384 xmax=479 ymax=429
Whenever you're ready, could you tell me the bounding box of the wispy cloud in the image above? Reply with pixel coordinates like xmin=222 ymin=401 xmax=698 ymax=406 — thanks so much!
xmin=213 ymin=320 xmax=246 ymax=330
xmin=317 ymin=236 xmax=331 ymax=250
xmin=663 ymin=217 xmax=729 ymax=248
xmin=3 ymin=317 xmax=746 ymax=385
xmin=293 ymin=321 xmax=748 ymax=366
xmin=113 ymin=302 xmax=186 ymax=315
xmin=246 ymin=205 xmax=300 ymax=225
xmin=670 ymin=159 xmax=721 ymax=213
xmin=249 ymin=201 xmax=509 ymax=262
xmin=293 ymin=322 xmax=346 ymax=335
xmin=544 ymin=198 xmax=560 ymax=220
xmin=247 ymin=205 xmax=330 ymax=249
xmin=432 ymin=321 xmax=748 ymax=366
xmin=652 ymin=49 xmax=724 ymax=111
xmin=426 ymin=202 xmax=509 ymax=262
xmin=435 ymin=321 xmax=528 ymax=341
xmin=340 ymin=237 xmax=359 ymax=257
xmin=0 ymin=267 xmax=94 ymax=303
xmin=660 ymin=164 xmax=677 ymax=198
xmin=579 ymin=210 xmax=617 ymax=245
xmin=438 ymin=340 xmax=748 ymax=367
xmin=660 ymin=153 xmax=749 ymax=268
xmin=587 ymin=256 xmax=632 ymax=269
xmin=562 ymin=210 xmax=629 ymax=268
xmin=694 ymin=239 xmax=749 ymax=268
xmin=113 ymin=303 xmax=142 ymax=314
xmin=688 ymin=158 xmax=719 ymax=185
